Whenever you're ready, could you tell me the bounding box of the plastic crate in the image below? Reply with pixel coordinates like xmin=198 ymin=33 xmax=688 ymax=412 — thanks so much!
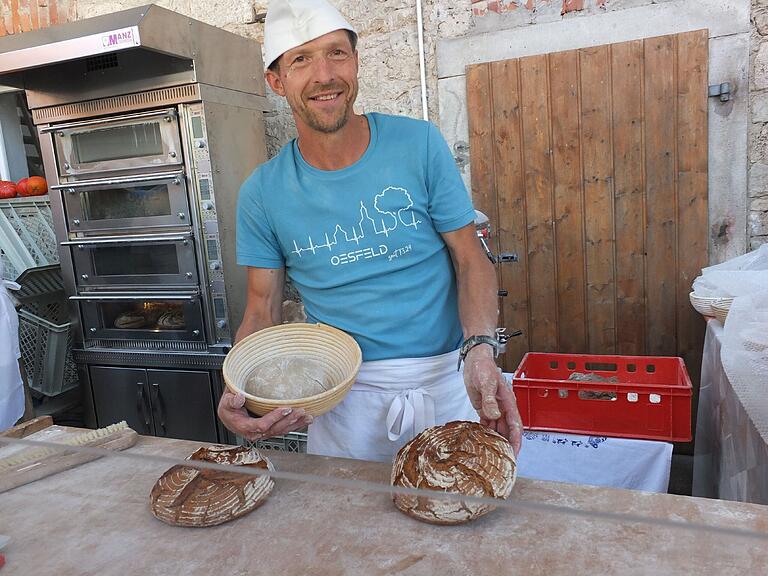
xmin=512 ymin=353 xmax=692 ymax=442
xmin=17 ymin=299 xmax=79 ymax=397
xmin=256 ymin=431 xmax=308 ymax=453
xmin=0 ymin=196 xmax=58 ymax=281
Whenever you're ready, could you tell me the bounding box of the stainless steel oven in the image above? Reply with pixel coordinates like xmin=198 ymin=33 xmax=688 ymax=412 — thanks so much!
xmin=55 ymin=171 xmax=190 ymax=233
xmin=72 ymin=291 xmax=206 ymax=345
xmin=45 ymin=108 xmax=183 ymax=179
xmin=0 ymin=5 xmax=271 ymax=441
xmin=62 ymin=232 xmax=199 ymax=288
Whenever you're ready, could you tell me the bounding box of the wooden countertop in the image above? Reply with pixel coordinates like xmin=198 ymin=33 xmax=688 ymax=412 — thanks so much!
xmin=2 ymin=434 xmax=767 ymax=575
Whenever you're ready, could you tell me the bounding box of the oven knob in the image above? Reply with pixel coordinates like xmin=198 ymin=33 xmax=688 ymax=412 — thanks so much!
xmin=178 ymin=212 xmax=186 ymax=220
xmin=169 ymin=151 xmax=177 ymax=158
xmin=66 ymin=188 xmax=75 ymax=194
xmin=217 ymin=320 xmax=227 ymax=329
xmin=186 ymin=272 xmax=193 ymax=279
xmin=164 ymin=116 xmax=172 ymax=122
xmin=193 ymin=330 xmax=200 ymax=336
xmin=89 ymin=328 xmax=96 ymax=333
xmin=81 ymin=274 xmax=89 ymax=280
xmin=209 ymin=261 xmax=221 ymax=271
xmin=196 ymin=140 xmax=206 ymax=149
xmin=56 ymin=131 xmax=64 ymax=137
xmin=64 ymin=162 xmax=71 ymax=171
xmin=72 ymin=219 xmax=81 ymax=226
xmin=202 ymin=201 xmax=214 ymax=211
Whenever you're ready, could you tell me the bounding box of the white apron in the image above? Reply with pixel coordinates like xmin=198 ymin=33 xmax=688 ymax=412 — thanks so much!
xmin=307 ymin=348 xmax=478 ymax=462
xmin=0 ymin=263 xmax=24 ymax=431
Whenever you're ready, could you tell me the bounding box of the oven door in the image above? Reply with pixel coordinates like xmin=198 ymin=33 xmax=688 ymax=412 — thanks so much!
xmin=55 ymin=172 xmax=190 ymax=233
xmin=72 ymin=292 xmax=206 ymax=346
xmin=46 ymin=108 xmax=183 ymax=178
xmin=62 ymin=232 xmax=199 ymax=288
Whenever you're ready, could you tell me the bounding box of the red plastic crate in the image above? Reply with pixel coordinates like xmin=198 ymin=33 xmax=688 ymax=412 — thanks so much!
xmin=512 ymin=353 xmax=692 ymax=442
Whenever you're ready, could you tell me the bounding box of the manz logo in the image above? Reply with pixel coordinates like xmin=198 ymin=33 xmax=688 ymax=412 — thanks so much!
xmin=101 ymin=29 xmax=134 ymax=48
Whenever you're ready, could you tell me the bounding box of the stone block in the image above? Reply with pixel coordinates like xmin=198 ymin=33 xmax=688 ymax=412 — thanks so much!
xmin=752 ymin=91 xmax=768 ymax=123
xmin=754 ymin=43 xmax=768 ymax=90
xmin=750 ymin=235 xmax=768 ymax=250
xmin=749 ymin=162 xmax=768 ymax=197
xmin=751 ymin=196 xmax=768 ymax=211
xmin=756 ymin=13 xmax=768 ymax=36
xmin=749 ymin=211 xmax=768 ymax=236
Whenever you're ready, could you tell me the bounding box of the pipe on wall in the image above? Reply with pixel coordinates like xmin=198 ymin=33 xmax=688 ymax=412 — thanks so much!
xmin=416 ymin=0 xmax=429 ymax=121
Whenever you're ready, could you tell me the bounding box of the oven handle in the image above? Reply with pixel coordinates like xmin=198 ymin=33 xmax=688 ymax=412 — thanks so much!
xmin=70 ymin=293 xmax=198 ymax=301
xmin=40 ymin=108 xmax=177 ymax=133
xmin=61 ymin=232 xmax=192 ymax=247
xmin=50 ymin=170 xmax=185 ymax=191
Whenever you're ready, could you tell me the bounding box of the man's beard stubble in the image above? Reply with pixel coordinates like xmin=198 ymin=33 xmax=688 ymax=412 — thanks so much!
xmin=294 ymin=82 xmax=356 ymax=134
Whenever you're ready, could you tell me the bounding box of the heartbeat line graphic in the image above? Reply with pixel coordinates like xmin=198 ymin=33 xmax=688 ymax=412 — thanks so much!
xmin=291 ymin=187 xmax=422 ymax=257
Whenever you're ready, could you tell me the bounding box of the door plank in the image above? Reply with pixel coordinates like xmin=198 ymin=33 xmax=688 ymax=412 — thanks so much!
xmin=519 ymin=54 xmax=558 ymax=352
xmin=644 ymin=35 xmax=678 ymax=355
xmin=611 ymin=40 xmax=647 ymax=355
xmin=549 ymin=49 xmax=587 ymax=354
xmin=676 ymin=29 xmax=709 ymax=434
xmin=579 ymin=45 xmax=616 ymax=354
xmin=490 ymin=59 xmax=531 ymax=371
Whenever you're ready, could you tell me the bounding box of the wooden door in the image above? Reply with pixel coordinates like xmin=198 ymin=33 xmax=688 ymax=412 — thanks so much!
xmin=467 ymin=30 xmax=709 ymax=387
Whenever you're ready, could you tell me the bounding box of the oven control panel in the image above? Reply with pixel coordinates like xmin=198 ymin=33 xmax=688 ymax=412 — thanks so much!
xmin=186 ymin=104 xmax=230 ymax=344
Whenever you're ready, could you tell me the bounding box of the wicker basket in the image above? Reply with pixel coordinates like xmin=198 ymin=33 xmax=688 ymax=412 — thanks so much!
xmin=223 ymin=323 xmax=362 ymax=417
xmin=689 ymin=292 xmax=733 ymax=318
xmin=711 ymin=300 xmax=732 ymax=325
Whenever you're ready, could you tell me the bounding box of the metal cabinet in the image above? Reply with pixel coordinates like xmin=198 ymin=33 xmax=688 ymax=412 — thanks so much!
xmin=90 ymin=366 xmax=218 ymax=442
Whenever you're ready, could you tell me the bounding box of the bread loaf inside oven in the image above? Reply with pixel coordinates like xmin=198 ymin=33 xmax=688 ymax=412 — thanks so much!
xmin=391 ymin=420 xmax=517 ymax=525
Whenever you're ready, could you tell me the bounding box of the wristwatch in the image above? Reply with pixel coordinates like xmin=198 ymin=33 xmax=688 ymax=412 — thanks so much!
xmin=457 ymin=334 xmax=500 ymax=371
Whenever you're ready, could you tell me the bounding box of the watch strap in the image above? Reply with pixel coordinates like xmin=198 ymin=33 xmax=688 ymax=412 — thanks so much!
xmin=457 ymin=335 xmax=499 ymax=371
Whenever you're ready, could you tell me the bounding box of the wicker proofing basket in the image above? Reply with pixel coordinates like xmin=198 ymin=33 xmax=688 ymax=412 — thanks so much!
xmin=223 ymin=323 xmax=362 ymax=417
xmin=711 ymin=300 xmax=732 ymax=325
xmin=689 ymin=292 xmax=734 ymax=318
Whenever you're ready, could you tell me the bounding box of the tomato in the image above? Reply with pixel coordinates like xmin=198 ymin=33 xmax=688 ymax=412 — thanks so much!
xmin=16 ymin=177 xmax=28 ymax=196
xmin=21 ymin=176 xmax=47 ymax=197
xmin=0 ymin=180 xmax=17 ymax=199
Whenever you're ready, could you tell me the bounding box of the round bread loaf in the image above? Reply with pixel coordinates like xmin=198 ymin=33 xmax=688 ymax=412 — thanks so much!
xmin=150 ymin=445 xmax=274 ymax=527
xmin=391 ymin=420 xmax=517 ymax=525
xmin=114 ymin=311 xmax=147 ymax=329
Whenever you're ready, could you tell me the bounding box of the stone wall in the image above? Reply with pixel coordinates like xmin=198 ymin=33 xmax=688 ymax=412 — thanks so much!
xmin=75 ymin=0 xmax=472 ymax=158
xmin=750 ymin=0 xmax=768 ymax=249
xmin=71 ymin=0 xmax=764 ymax=252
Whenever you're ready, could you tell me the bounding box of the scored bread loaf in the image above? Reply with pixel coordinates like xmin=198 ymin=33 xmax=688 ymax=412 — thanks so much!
xmin=391 ymin=420 xmax=517 ymax=525
xmin=150 ymin=445 xmax=274 ymax=527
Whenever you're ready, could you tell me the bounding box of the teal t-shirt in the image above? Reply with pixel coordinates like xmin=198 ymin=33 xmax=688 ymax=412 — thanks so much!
xmin=236 ymin=113 xmax=475 ymax=361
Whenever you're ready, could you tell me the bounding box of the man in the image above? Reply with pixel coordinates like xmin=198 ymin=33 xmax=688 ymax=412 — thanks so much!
xmin=217 ymin=0 xmax=522 ymax=462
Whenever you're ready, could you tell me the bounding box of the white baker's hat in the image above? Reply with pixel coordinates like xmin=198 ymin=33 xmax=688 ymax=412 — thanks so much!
xmin=264 ymin=0 xmax=357 ymax=70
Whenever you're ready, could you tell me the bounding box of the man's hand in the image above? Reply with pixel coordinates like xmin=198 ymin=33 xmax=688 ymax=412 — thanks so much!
xmin=217 ymin=391 xmax=313 ymax=442
xmin=462 ymin=345 xmax=522 ymax=456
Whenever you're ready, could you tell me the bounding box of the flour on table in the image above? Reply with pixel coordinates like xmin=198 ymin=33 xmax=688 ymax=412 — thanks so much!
xmin=244 ymin=356 xmax=329 ymax=400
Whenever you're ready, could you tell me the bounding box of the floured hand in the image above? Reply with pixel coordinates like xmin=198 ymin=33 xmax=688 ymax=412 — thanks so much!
xmin=217 ymin=391 xmax=313 ymax=441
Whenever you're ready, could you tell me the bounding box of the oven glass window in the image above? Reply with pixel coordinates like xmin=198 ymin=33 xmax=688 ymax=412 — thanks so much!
xmin=91 ymin=244 xmax=180 ymax=276
xmin=72 ymin=122 xmax=164 ymax=164
xmin=101 ymin=301 xmax=188 ymax=331
xmin=81 ymin=184 xmax=172 ymax=221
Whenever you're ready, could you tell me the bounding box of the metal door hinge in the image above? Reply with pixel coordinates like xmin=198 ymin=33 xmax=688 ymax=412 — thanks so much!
xmin=708 ymin=82 xmax=731 ymax=102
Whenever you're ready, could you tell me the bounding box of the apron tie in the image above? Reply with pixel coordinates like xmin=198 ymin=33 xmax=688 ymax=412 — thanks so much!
xmin=386 ymin=389 xmax=436 ymax=442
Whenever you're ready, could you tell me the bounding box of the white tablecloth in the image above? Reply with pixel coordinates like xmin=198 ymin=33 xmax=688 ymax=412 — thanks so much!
xmin=692 ymin=320 xmax=768 ymax=504
xmin=516 ymin=430 xmax=672 ymax=493
xmin=502 ymin=373 xmax=673 ymax=492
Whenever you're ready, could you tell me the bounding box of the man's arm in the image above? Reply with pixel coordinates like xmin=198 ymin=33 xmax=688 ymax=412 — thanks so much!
xmin=235 ymin=266 xmax=285 ymax=343
xmin=218 ymin=266 xmax=313 ymax=440
xmin=442 ymin=223 xmax=522 ymax=456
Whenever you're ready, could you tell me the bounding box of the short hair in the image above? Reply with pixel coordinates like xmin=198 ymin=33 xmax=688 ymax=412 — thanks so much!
xmin=268 ymin=29 xmax=358 ymax=73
